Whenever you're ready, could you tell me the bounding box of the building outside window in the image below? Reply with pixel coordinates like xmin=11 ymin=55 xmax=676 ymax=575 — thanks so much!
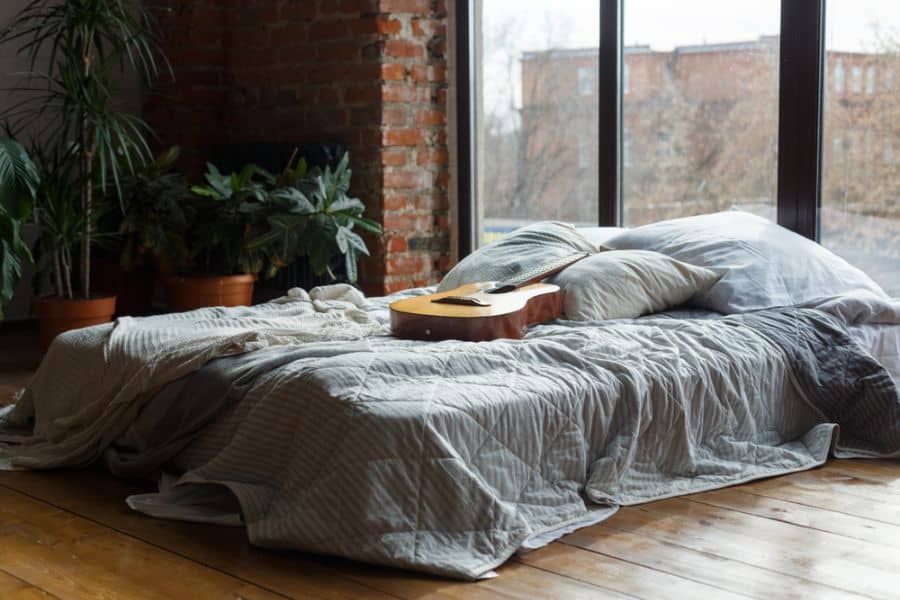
xmin=851 ymin=65 xmax=863 ymax=93
xmin=622 ymin=1 xmax=780 ymax=226
xmin=822 ymin=0 xmax=900 ymax=295
xmin=578 ymin=130 xmax=592 ymax=169
xmin=466 ymin=0 xmax=899 ymax=294
xmin=577 ymin=66 xmax=595 ymax=96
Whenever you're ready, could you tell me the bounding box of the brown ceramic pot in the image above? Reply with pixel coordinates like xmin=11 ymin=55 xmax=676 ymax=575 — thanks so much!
xmin=164 ymin=274 xmax=255 ymax=312
xmin=34 ymin=295 xmax=117 ymax=350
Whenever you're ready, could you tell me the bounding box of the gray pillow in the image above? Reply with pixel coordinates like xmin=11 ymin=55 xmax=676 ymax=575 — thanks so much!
xmin=552 ymin=250 xmax=720 ymax=321
xmin=605 ymin=210 xmax=887 ymax=314
xmin=439 ymin=221 xmax=598 ymax=292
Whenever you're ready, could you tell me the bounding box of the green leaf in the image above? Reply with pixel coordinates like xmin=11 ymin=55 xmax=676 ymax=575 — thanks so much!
xmin=191 ymin=185 xmax=219 ymax=199
xmin=272 ymin=188 xmax=315 ymax=215
xmin=345 ymin=249 xmax=358 ymax=284
xmin=335 ymin=225 xmax=350 ymax=254
xmin=328 ymin=196 xmax=365 ymax=214
xmin=343 ymin=228 xmax=370 ymax=256
xmin=349 ymin=216 xmax=383 ymax=234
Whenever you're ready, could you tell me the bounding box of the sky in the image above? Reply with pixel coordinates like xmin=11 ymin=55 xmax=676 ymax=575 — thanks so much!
xmin=481 ymin=0 xmax=900 ymax=118
xmin=483 ymin=0 xmax=900 ymax=52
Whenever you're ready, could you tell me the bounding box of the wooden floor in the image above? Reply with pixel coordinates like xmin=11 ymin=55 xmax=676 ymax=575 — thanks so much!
xmin=2 ymin=327 xmax=900 ymax=598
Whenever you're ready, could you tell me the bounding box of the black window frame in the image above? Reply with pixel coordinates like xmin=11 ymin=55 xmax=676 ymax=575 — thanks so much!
xmin=455 ymin=0 xmax=826 ymax=256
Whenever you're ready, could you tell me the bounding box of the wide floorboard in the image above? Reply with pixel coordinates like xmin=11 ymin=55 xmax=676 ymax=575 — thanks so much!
xmin=2 ymin=326 xmax=899 ymax=599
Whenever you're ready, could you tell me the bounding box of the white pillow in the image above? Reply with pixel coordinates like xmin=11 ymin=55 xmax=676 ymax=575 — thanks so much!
xmin=439 ymin=221 xmax=598 ymax=292
xmin=553 ymin=250 xmax=720 ymax=321
xmin=605 ymin=210 xmax=887 ymax=314
xmin=576 ymin=226 xmax=625 ymax=248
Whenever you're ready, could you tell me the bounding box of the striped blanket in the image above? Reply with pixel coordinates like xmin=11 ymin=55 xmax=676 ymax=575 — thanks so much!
xmin=3 ymin=288 xmax=900 ymax=579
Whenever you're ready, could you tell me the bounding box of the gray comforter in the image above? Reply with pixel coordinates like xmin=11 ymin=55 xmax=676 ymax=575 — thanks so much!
xmin=120 ymin=303 xmax=900 ymax=579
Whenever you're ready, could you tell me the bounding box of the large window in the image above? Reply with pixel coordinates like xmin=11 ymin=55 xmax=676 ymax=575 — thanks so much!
xmin=622 ymin=1 xmax=781 ymax=226
xmin=822 ymin=1 xmax=900 ymax=295
xmin=458 ymin=0 xmax=898 ymax=295
xmin=473 ymin=1 xmax=600 ymax=246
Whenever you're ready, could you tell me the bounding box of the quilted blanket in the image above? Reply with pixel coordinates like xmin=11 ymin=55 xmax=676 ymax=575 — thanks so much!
xmin=3 ymin=288 xmax=900 ymax=579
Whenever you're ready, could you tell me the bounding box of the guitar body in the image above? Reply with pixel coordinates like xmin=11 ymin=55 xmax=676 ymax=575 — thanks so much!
xmin=390 ymin=282 xmax=562 ymax=342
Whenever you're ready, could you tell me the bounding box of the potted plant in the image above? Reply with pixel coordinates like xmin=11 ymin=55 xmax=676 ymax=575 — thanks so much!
xmin=246 ymin=152 xmax=382 ymax=284
xmin=0 ymin=138 xmax=39 ymax=319
xmin=92 ymin=146 xmax=192 ymax=315
xmin=164 ymin=152 xmax=381 ymax=311
xmin=0 ymin=0 xmax=167 ymax=346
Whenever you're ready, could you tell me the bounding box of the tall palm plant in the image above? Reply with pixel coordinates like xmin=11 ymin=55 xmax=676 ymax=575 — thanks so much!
xmin=0 ymin=138 xmax=39 ymax=316
xmin=0 ymin=0 xmax=166 ymax=299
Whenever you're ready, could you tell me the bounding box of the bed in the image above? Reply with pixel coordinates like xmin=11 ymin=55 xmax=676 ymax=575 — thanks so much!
xmin=1 ymin=211 xmax=899 ymax=580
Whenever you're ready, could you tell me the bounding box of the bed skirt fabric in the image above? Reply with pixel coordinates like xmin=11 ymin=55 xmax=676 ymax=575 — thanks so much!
xmin=2 ymin=288 xmax=900 ymax=579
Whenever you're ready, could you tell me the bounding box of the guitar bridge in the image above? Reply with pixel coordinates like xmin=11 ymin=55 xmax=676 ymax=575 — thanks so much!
xmin=432 ymin=296 xmax=491 ymax=307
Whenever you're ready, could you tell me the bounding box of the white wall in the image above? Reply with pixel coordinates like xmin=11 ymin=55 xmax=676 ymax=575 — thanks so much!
xmin=1 ymin=0 xmax=142 ymax=319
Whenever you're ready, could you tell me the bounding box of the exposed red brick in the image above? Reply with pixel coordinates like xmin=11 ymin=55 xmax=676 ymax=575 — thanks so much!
xmin=381 ymin=83 xmax=417 ymax=103
xmin=381 ymin=63 xmax=406 ymax=80
xmin=381 ymin=149 xmax=408 ymax=167
xmin=417 ymin=148 xmax=448 ymax=166
xmin=415 ymin=109 xmax=445 ymax=126
xmin=386 ymin=254 xmax=430 ymax=275
xmin=383 ymin=39 xmax=425 ymax=59
xmin=387 ymin=235 xmax=409 ymax=252
xmin=383 ymin=192 xmax=409 ymax=210
xmin=375 ymin=17 xmax=403 ymax=35
xmin=379 ymin=0 xmax=431 ymax=13
xmin=410 ymin=64 xmax=446 ymax=82
xmin=383 ymin=213 xmax=433 ymax=232
xmin=151 ymin=0 xmax=450 ymax=292
xmin=382 ymin=105 xmax=408 ymax=126
xmin=383 ymin=170 xmax=421 ymax=189
xmin=383 ymin=128 xmax=426 ymax=147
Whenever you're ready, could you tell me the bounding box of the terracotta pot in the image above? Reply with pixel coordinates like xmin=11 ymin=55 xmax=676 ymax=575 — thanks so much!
xmin=165 ymin=274 xmax=255 ymax=312
xmin=34 ymin=295 xmax=117 ymax=350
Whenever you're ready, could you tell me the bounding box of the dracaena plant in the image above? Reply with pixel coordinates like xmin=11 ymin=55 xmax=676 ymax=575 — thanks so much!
xmin=0 ymin=138 xmax=39 ymax=317
xmin=0 ymin=0 xmax=167 ymax=299
xmin=188 ymin=152 xmax=381 ymax=284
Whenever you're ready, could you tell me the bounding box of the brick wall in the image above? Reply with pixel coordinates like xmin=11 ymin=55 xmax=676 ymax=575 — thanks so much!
xmin=147 ymin=0 xmax=451 ymax=295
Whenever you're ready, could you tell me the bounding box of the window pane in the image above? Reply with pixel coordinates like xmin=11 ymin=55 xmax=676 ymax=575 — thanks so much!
xmin=823 ymin=1 xmax=900 ymax=295
xmin=622 ymin=1 xmax=781 ymax=226
xmin=474 ymin=1 xmax=600 ymax=246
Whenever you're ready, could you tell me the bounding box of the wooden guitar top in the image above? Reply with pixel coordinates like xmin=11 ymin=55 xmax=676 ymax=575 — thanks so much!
xmin=389 ymin=282 xmax=562 ymax=342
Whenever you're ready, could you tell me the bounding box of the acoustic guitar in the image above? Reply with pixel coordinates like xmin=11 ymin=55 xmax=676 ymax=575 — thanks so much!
xmin=390 ymin=252 xmax=589 ymax=342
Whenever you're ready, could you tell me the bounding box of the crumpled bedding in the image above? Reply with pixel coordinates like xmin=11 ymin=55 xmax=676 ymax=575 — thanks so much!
xmin=2 ymin=286 xmax=900 ymax=580
xmin=0 ymin=285 xmax=386 ymax=469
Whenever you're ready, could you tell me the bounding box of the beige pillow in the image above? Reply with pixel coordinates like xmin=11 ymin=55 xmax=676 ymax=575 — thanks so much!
xmin=552 ymin=250 xmax=720 ymax=321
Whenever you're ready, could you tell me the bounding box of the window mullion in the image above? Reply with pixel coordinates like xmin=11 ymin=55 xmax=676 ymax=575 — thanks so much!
xmin=776 ymin=0 xmax=826 ymax=240
xmin=598 ymin=0 xmax=623 ymax=227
